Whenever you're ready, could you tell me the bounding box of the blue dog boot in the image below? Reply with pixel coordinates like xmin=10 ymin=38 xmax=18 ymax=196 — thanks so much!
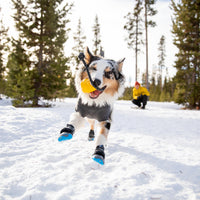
xmin=92 ymin=145 xmax=105 ymax=165
xmin=58 ymin=124 xmax=75 ymax=142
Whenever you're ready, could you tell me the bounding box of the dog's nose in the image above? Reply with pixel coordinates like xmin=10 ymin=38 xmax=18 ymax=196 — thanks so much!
xmin=93 ymin=79 xmax=101 ymax=87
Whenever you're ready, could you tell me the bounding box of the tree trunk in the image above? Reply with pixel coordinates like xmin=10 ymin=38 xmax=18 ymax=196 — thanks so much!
xmin=135 ymin=15 xmax=138 ymax=82
xmin=33 ymin=8 xmax=44 ymax=107
xmin=145 ymin=0 xmax=149 ymax=90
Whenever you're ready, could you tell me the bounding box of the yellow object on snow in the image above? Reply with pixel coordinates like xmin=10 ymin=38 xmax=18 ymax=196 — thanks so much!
xmin=81 ymin=78 xmax=96 ymax=93
xmin=133 ymin=85 xmax=150 ymax=100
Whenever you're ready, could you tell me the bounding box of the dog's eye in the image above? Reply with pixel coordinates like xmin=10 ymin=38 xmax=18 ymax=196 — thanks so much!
xmin=104 ymin=71 xmax=114 ymax=79
xmin=89 ymin=67 xmax=97 ymax=71
xmin=89 ymin=62 xmax=97 ymax=71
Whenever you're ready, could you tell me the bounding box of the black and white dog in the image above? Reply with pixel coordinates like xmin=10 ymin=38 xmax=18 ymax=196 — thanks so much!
xmin=59 ymin=47 xmax=125 ymax=165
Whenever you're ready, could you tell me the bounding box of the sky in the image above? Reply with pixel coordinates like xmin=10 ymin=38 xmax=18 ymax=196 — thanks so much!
xmin=0 ymin=0 xmax=177 ymax=86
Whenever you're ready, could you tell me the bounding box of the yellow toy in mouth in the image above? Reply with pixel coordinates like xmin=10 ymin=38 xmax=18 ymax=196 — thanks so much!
xmin=81 ymin=78 xmax=96 ymax=93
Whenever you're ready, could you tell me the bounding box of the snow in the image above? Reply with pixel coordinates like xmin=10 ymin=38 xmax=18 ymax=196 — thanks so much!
xmin=0 ymin=97 xmax=200 ymax=200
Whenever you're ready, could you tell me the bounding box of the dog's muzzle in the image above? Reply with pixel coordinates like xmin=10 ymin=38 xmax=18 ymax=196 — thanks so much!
xmin=89 ymin=79 xmax=106 ymax=99
xmin=81 ymin=78 xmax=106 ymax=99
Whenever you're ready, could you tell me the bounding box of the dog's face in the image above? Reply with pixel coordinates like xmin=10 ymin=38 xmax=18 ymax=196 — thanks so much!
xmin=76 ymin=47 xmax=125 ymax=106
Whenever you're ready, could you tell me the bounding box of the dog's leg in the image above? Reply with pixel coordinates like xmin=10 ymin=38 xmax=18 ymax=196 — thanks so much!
xmin=92 ymin=121 xmax=111 ymax=165
xmin=58 ymin=112 xmax=85 ymax=142
xmin=87 ymin=119 xmax=95 ymax=141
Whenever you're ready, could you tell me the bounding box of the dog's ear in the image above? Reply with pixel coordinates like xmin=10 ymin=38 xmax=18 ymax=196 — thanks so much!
xmin=117 ymin=58 xmax=125 ymax=72
xmin=84 ymin=47 xmax=93 ymax=65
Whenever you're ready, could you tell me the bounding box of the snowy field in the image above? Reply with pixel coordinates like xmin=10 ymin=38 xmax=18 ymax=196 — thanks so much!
xmin=0 ymin=97 xmax=200 ymax=200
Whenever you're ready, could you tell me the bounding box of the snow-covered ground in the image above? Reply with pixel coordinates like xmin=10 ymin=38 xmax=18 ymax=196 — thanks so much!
xmin=0 ymin=97 xmax=200 ymax=200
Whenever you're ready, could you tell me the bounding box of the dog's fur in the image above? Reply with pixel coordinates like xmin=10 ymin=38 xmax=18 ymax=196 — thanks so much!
xmin=61 ymin=47 xmax=125 ymax=163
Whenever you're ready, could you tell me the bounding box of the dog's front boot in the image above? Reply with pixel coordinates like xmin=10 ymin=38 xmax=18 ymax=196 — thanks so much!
xmin=58 ymin=124 xmax=75 ymax=141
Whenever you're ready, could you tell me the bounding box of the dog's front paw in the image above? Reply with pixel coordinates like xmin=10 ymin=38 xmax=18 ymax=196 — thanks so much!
xmin=58 ymin=124 xmax=75 ymax=142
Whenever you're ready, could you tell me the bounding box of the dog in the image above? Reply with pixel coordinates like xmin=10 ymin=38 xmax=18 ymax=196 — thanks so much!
xmin=58 ymin=47 xmax=125 ymax=165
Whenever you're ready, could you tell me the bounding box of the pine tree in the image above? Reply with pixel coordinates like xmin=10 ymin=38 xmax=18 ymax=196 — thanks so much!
xmin=124 ymin=0 xmax=157 ymax=87
xmin=12 ymin=0 xmax=73 ymax=106
xmin=144 ymin=0 xmax=157 ymax=90
xmin=149 ymin=72 xmax=161 ymax=101
xmin=158 ymin=35 xmax=166 ymax=90
xmin=0 ymin=15 xmax=8 ymax=98
xmin=68 ymin=18 xmax=86 ymax=98
xmin=92 ymin=15 xmax=101 ymax=56
xmin=71 ymin=18 xmax=86 ymax=68
xmin=171 ymin=0 xmax=200 ymax=108
xmin=6 ymin=39 xmax=34 ymax=106
xmin=124 ymin=0 xmax=143 ymax=82
xmin=160 ymin=77 xmax=171 ymax=102
xmin=149 ymin=73 xmax=156 ymax=100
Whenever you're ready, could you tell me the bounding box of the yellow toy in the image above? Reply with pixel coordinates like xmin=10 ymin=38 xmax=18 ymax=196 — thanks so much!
xmin=81 ymin=78 xmax=96 ymax=93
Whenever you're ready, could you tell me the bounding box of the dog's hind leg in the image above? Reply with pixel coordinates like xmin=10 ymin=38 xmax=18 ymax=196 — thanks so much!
xmin=87 ymin=119 xmax=95 ymax=141
xmin=58 ymin=112 xmax=85 ymax=142
xmin=92 ymin=120 xmax=111 ymax=165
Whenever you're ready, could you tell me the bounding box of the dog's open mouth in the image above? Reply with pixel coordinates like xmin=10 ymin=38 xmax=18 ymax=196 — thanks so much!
xmin=89 ymin=90 xmax=103 ymax=99
xmin=89 ymin=85 xmax=107 ymax=99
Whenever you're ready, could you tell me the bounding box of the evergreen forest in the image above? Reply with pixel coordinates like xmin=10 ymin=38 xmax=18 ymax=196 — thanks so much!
xmin=0 ymin=0 xmax=199 ymax=109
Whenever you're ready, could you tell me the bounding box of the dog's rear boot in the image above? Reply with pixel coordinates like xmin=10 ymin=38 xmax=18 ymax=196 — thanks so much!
xmin=92 ymin=145 xmax=105 ymax=165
